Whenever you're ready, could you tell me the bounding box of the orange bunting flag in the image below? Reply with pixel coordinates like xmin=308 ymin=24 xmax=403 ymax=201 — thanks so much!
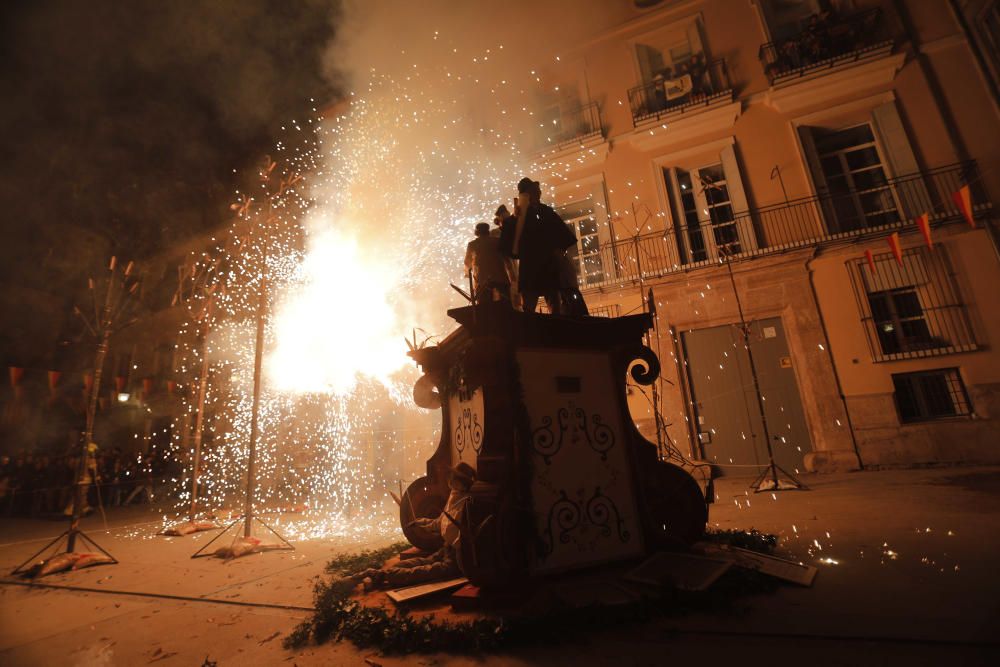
xmin=887 ymin=232 xmax=904 ymax=267
xmin=864 ymin=249 xmax=877 ymax=274
xmin=952 ymin=185 xmax=975 ymax=228
xmin=915 ymin=213 xmax=932 ymax=249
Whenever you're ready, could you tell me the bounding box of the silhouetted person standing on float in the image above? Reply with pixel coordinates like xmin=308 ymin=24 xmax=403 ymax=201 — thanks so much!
xmin=503 ymin=178 xmax=576 ymax=314
xmin=464 ymin=222 xmax=510 ymax=304
xmin=493 ymin=205 xmax=521 ymax=308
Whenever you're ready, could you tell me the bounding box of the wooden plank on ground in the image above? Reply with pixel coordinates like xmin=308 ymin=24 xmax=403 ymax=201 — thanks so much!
xmin=386 ymin=577 xmax=469 ymax=604
xmin=624 ymin=552 xmax=732 ymax=592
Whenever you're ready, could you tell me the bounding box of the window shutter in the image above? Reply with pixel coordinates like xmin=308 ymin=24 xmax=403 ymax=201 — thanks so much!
xmin=871 ymin=101 xmax=930 ymax=218
xmin=720 ymin=144 xmax=757 ymax=253
xmin=636 ymin=44 xmax=664 ymax=81
xmin=665 ymin=167 xmax=690 ymax=264
xmin=796 ymin=125 xmax=827 ymax=193
xmin=797 ymin=125 xmax=839 ymax=234
xmin=720 ymin=145 xmax=749 ymax=213
xmin=591 ymin=179 xmax=612 ymax=247
xmin=686 ymin=20 xmax=704 ymax=57
xmin=871 ymin=102 xmax=919 ymax=177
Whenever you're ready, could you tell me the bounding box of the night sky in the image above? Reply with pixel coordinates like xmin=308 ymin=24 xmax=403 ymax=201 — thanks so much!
xmin=0 ymin=0 xmax=338 ymax=367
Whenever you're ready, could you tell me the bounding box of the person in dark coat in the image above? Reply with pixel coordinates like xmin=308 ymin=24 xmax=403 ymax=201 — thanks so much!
xmin=492 ymin=205 xmax=521 ymax=308
xmin=504 ymin=178 xmax=576 ymax=314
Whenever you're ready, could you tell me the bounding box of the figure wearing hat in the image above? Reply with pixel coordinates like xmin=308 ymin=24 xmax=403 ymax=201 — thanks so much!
xmin=464 ymin=222 xmax=511 ymax=305
xmin=502 ymin=178 xmax=577 ymax=314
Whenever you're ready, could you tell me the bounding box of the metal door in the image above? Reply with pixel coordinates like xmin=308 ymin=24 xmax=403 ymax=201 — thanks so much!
xmin=681 ymin=317 xmax=812 ymax=476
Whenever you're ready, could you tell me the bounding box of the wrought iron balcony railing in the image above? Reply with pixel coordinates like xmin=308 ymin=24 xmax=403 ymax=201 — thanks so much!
xmin=577 ymin=162 xmax=988 ymax=292
xmin=759 ymin=7 xmax=894 ymax=85
xmin=536 ymin=101 xmax=603 ymax=154
xmin=627 ymin=58 xmax=732 ymax=126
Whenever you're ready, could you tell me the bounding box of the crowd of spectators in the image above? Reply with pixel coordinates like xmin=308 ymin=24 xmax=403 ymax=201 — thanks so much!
xmin=766 ymin=8 xmax=883 ymax=80
xmin=0 ymin=446 xmax=160 ymax=517
xmin=645 ymin=52 xmax=717 ymax=115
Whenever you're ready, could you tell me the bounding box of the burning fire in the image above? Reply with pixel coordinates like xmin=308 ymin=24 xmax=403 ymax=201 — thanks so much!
xmin=267 ymin=224 xmax=410 ymax=395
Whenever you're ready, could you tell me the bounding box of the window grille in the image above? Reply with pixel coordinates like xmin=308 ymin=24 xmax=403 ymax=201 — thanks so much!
xmin=848 ymin=246 xmax=977 ymax=362
xmin=892 ymin=368 xmax=972 ymax=422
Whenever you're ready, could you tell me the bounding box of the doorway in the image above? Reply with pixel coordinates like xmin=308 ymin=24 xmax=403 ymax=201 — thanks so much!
xmin=681 ymin=317 xmax=812 ymax=476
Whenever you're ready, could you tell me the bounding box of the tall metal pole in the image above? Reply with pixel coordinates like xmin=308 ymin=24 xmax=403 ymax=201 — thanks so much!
xmin=69 ymin=266 xmax=116 ymax=551
xmin=189 ymin=340 xmax=210 ymax=522
xmin=244 ymin=284 xmax=266 ymax=538
xmin=631 ymin=223 xmax=665 ymax=459
xmin=723 ymin=253 xmax=777 ymax=489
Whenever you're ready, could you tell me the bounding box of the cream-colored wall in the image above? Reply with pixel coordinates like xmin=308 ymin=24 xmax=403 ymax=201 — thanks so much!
xmin=814 ymin=227 xmax=1000 ymax=396
xmin=537 ymin=0 xmax=1000 ymax=468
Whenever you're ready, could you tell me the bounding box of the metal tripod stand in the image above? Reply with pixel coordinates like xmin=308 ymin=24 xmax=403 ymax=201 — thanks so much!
xmin=719 ymin=243 xmax=807 ymax=493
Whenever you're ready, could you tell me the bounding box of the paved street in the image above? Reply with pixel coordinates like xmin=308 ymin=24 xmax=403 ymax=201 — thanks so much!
xmin=1 ymin=466 xmax=998 ymax=666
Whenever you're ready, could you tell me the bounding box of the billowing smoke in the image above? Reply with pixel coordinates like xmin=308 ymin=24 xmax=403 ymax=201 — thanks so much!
xmin=266 ymin=0 xmax=617 ymax=394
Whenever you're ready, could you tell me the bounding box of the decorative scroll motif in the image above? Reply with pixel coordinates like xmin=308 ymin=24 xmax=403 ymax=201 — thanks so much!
xmin=625 ymin=344 xmax=660 ymax=386
xmin=412 ymin=373 xmax=441 ymax=409
xmin=539 ymin=487 xmax=629 ymax=558
xmin=531 ymin=404 xmax=617 ymax=464
xmin=454 ymin=407 xmax=483 ymax=456
xmin=585 ymin=487 xmax=630 ymax=543
xmin=539 ymin=490 xmax=579 ymax=557
xmin=531 ymin=415 xmax=560 ymax=463
xmin=586 ymin=414 xmax=615 ymax=461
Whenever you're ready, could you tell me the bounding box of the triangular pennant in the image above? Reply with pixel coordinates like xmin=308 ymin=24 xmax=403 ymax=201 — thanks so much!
xmin=864 ymin=249 xmax=877 ymax=274
xmin=915 ymin=213 xmax=932 ymax=249
xmin=887 ymin=232 xmax=904 ymax=267
xmin=952 ymin=185 xmax=975 ymax=228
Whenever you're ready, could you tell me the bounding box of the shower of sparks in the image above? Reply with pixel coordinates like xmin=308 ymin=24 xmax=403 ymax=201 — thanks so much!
xmin=164 ymin=30 xmax=570 ymax=540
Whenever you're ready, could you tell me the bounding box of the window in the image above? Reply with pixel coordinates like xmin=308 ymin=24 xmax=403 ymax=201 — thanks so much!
xmin=965 ymin=1 xmax=1000 ymax=101
xmin=664 ymin=145 xmax=754 ymax=264
xmin=676 ymin=164 xmax=740 ymax=258
xmin=557 ymin=197 xmax=606 ymax=286
xmin=868 ymin=288 xmax=933 ymax=355
xmin=815 ymin=124 xmax=899 ymax=232
xmin=674 ymin=169 xmax=708 ymax=262
xmin=849 ymin=246 xmax=978 ymax=362
xmin=635 ymin=21 xmax=704 ymax=83
xmin=798 ymin=103 xmax=928 ymax=232
xmin=892 ymin=369 xmax=972 ymax=422
xmin=759 ymin=0 xmax=823 ymax=42
xmin=536 ymin=100 xmax=601 ymax=151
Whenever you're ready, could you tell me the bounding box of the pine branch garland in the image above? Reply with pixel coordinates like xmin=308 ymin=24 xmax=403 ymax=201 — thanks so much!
xmin=285 ymin=528 xmax=780 ymax=654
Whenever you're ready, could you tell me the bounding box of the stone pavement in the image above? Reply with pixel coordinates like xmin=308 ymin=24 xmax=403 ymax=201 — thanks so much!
xmin=1 ymin=466 xmax=998 ymax=666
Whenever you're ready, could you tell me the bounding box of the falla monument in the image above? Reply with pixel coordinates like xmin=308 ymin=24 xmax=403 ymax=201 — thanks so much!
xmin=403 ymin=301 xmax=707 ymax=589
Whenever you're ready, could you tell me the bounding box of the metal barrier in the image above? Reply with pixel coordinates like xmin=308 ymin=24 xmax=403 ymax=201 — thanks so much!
xmin=580 ymin=162 xmax=987 ymax=291
xmin=628 ymin=58 xmax=732 ymax=125
xmin=848 ymin=246 xmax=979 ymax=362
xmin=535 ymin=101 xmax=603 ymax=153
xmin=759 ymin=7 xmax=894 ymax=85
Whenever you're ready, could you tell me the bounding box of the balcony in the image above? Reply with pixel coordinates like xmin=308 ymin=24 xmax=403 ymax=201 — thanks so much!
xmin=627 ymin=58 xmax=733 ymax=126
xmin=578 ymin=162 xmax=989 ymax=291
xmin=759 ymin=8 xmax=894 ymax=86
xmin=535 ymin=101 xmax=604 ymax=155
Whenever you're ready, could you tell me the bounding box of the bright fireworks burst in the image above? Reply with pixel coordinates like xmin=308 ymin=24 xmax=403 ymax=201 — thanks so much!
xmin=164 ymin=18 xmax=577 ymax=539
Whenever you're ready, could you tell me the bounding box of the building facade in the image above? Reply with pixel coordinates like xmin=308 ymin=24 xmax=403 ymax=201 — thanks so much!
xmin=533 ymin=0 xmax=1000 ymax=472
